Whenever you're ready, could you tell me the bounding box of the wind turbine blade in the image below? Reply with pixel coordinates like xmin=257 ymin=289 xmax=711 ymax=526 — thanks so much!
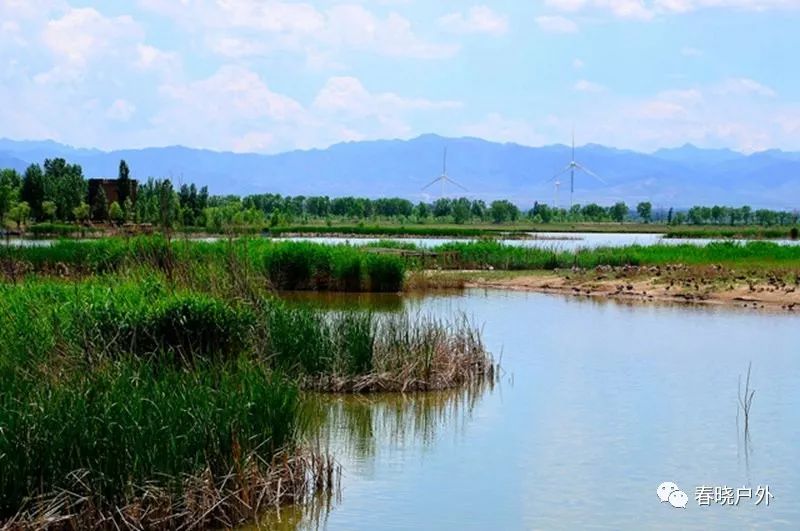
xmin=443 ymin=147 xmax=447 ymax=175
xmin=445 ymin=176 xmax=468 ymax=191
xmin=541 ymin=165 xmax=572 ymax=185
xmin=575 ymin=163 xmax=607 ymax=184
xmin=421 ymin=176 xmax=442 ymax=191
xmin=572 ymin=128 xmax=575 ymax=161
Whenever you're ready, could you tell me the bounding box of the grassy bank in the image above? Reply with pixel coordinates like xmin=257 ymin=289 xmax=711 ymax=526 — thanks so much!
xmin=0 ymin=237 xmax=406 ymax=292
xmin=4 ymin=237 xmax=800 ymax=287
xmin=664 ymin=226 xmax=800 ymax=240
xmin=0 ymin=275 xmax=492 ymax=528
xmin=429 ymin=240 xmax=800 ymax=271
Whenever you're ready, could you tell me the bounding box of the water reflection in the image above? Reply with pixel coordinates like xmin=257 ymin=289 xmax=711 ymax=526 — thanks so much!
xmin=278 ymin=289 xmax=465 ymax=312
xmin=250 ymin=381 xmax=496 ymax=530
xmin=306 ymin=380 xmax=496 ymax=460
xmin=6 ymin=232 xmax=800 ymax=250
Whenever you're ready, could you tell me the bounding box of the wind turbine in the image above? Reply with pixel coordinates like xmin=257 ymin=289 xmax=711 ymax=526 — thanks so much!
xmin=548 ymin=131 xmax=605 ymax=207
xmin=421 ymin=147 xmax=467 ymax=198
xmin=553 ymin=178 xmax=561 ymax=208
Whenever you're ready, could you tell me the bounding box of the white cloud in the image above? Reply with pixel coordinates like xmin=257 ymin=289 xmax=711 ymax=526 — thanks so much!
xmin=574 ymin=79 xmax=606 ymax=92
xmin=148 ymin=70 xmax=461 ymax=152
xmin=460 ymin=113 xmax=546 ymax=146
xmin=544 ymin=0 xmax=654 ymax=20
xmin=135 ymin=44 xmax=179 ymax=72
xmin=654 ymin=0 xmax=800 ymax=13
xmin=160 ymin=65 xmax=305 ymax=123
xmin=42 ymin=7 xmax=142 ymax=67
xmin=314 ymin=76 xmax=461 ymax=116
xmin=571 ymin=80 xmax=784 ymax=153
xmin=536 ymin=15 xmax=580 ymax=33
xmin=141 ymin=1 xmax=458 ymax=60
xmin=439 ymin=6 xmax=509 ymax=36
xmin=232 ymin=131 xmax=276 ymax=153
xmin=543 ymin=0 xmax=800 ymax=20
xmin=106 ymin=99 xmax=136 ymax=121
xmin=715 ymin=77 xmax=776 ymax=97
xmin=573 ymin=58 xmax=585 ymax=69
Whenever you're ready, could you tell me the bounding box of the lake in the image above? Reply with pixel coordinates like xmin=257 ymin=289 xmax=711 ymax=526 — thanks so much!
xmin=261 ymin=289 xmax=800 ymax=530
xmin=6 ymin=231 xmax=800 ymax=250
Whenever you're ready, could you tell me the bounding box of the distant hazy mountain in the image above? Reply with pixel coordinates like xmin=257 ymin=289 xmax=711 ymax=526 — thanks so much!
xmin=2 ymin=135 xmax=799 ymax=209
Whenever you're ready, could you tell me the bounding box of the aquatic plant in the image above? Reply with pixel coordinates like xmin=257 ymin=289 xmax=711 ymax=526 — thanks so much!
xmin=0 ymin=237 xmax=406 ymax=292
xmin=432 ymin=240 xmax=800 ymax=271
xmin=0 ymin=357 xmax=328 ymax=528
xmin=738 ymin=362 xmax=756 ymax=437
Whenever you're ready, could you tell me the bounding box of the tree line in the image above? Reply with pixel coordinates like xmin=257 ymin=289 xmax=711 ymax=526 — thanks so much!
xmin=1 ymin=158 xmax=798 ymax=231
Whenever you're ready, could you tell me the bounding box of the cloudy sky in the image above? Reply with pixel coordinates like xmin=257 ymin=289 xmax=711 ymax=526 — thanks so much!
xmin=2 ymin=0 xmax=800 ymax=154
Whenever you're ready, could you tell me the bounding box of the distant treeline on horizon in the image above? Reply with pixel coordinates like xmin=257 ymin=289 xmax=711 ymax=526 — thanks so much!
xmin=1 ymin=158 xmax=798 ymax=230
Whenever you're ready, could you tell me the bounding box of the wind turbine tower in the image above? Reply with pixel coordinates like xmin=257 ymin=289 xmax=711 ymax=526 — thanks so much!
xmin=553 ymin=178 xmax=561 ymax=208
xmin=550 ymin=131 xmax=605 ymax=207
xmin=422 ymin=147 xmax=467 ymax=198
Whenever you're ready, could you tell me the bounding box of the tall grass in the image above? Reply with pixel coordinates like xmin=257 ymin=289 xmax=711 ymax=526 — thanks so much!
xmin=431 ymin=240 xmax=800 ymax=270
xmin=0 ymin=237 xmax=406 ymax=292
xmin=0 ymin=233 xmax=501 ymax=527
xmin=0 ymin=359 xmax=301 ymax=516
xmin=0 ymin=276 xmax=492 ymax=527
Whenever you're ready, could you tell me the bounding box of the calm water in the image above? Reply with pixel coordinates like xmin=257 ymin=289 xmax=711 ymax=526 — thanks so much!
xmin=4 ymin=232 xmax=800 ymax=250
xmin=275 ymin=232 xmax=800 ymax=251
xmin=263 ymin=290 xmax=800 ymax=530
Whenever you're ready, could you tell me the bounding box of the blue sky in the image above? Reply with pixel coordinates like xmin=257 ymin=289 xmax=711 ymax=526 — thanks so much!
xmin=2 ymin=0 xmax=800 ymax=154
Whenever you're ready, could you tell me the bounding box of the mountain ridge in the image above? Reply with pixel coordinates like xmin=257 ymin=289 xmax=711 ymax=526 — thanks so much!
xmin=1 ymin=135 xmax=799 ymax=209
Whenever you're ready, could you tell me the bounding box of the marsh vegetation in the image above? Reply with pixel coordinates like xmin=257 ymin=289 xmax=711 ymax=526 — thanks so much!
xmin=0 ymin=237 xmax=494 ymax=529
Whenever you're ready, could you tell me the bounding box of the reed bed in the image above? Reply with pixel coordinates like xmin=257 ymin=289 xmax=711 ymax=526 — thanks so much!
xmin=0 ymin=356 xmax=335 ymax=530
xmin=0 ymin=237 xmax=405 ymax=292
xmin=294 ymin=312 xmax=494 ymax=393
xmin=0 ymin=275 xmax=492 ymax=528
xmin=430 ymin=240 xmax=800 ymax=270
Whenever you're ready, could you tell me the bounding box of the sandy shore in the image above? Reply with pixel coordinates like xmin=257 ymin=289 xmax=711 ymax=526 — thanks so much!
xmin=418 ymin=266 xmax=800 ymax=312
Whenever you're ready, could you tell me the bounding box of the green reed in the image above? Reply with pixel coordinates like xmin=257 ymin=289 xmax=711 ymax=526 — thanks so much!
xmin=431 ymin=240 xmax=800 ymax=270
xmin=0 ymin=236 xmax=406 ymax=292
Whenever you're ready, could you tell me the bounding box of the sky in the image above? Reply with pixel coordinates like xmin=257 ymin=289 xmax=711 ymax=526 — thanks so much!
xmin=2 ymin=0 xmax=800 ymax=154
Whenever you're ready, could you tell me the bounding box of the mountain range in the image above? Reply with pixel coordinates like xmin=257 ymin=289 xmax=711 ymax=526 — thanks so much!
xmin=1 ymin=135 xmax=799 ymax=209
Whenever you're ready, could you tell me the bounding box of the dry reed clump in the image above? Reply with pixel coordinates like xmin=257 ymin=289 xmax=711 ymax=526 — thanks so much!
xmin=303 ymin=313 xmax=495 ymax=393
xmin=2 ymin=450 xmax=337 ymax=531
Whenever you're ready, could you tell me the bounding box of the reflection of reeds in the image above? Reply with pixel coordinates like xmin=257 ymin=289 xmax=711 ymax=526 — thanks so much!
xmin=306 ymin=379 xmax=495 ymax=460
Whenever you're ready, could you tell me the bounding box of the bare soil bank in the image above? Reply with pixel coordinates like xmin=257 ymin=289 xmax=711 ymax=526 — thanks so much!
xmin=416 ymin=265 xmax=800 ymax=312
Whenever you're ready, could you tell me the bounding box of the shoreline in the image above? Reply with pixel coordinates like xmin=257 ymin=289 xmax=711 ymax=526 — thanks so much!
xmin=416 ymin=269 xmax=800 ymax=312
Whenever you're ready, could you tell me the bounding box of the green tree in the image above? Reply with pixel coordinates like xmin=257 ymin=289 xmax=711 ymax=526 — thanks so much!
xmin=72 ymin=202 xmax=90 ymax=225
xmin=92 ymin=186 xmax=108 ymax=221
xmin=610 ymin=201 xmax=628 ymax=223
xmin=158 ymin=179 xmax=177 ymax=229
xmin=20 ymin=164 xmax=46 ymax=220
xmin=414 ymin=202 xmax=431 ymax=221
xmin=41 ymin=200 xmax=57 ymax=222
xmin=0 ymin=169 xmax=20 ymax=222
xmin=123 ymin=197 xmax=134 ymax=222
xmin=109 ymin=201 xmax=124 ymax=226
xmin=9 ymin=201 xmax=30 ymax=230
xmin=489 ymin=200 xmax=520 ymax=223
xmin=43 ymin=158 xmax=85 ymax=220
xmin=470 ymin=200 xmax=486 ymax=221
xmin=452 ymin=197 xmax=472 ymax=224
xmin=636 ymin=201 xmax=652 ymax=223
xmin=118 ymin=159 xmax=131 ymax=205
